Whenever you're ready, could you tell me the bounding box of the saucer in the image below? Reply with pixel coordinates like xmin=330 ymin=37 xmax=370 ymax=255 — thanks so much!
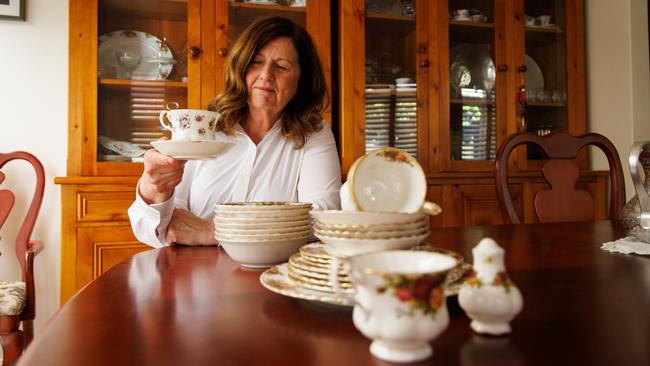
xmin=150 ymin=140 xmax=234 ymax=160
xmin=260 ymin=263 xmax=353 ymax=307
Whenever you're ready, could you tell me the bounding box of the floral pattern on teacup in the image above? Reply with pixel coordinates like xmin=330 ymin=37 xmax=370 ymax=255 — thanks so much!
xmin=377 ymin=273 xmax=446 ymax=318
xmin=198 ymin=128 xmax=206 ymax=135
xmin=377 ymin=148 xmax=414 ymax=167
xmin=464 ymin=270 xmax=514 ymax=292
xmin=195 ymin=115 xmax=204 ymax=122
xmin=180 ymin=114 xmax=191 ymax=129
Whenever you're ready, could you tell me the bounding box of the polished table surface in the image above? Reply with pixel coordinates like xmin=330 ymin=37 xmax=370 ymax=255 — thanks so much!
xmin=20 ymin=221 xmax=650 ymax=365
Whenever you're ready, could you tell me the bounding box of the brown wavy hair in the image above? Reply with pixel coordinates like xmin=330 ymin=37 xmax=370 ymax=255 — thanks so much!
xmin=207 ymin=17 xmax=329 ymax=148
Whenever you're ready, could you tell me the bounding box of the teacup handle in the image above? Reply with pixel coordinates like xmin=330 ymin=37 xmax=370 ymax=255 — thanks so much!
xmin=420 ymin=201 xmax=442 ymax=216
xmin=159 ymin=110 xmax=174 ymax=133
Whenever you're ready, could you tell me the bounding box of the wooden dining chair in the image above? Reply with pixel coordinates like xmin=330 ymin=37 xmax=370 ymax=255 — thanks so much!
xmin=495 ymin=131 xmax=625 ymax=224
xmin=0 ymin=151 xmax=45 ymax=366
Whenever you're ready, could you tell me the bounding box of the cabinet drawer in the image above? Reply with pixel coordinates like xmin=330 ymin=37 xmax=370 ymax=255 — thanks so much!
xmin=77 ymin=191 xmax=134 ymax=222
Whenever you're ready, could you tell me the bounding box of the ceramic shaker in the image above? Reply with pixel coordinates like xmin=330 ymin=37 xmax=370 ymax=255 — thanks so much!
xmin=458 ymin=238 xmax=523 ymax=335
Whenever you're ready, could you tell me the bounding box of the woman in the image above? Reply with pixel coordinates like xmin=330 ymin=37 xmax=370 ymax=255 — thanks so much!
xmin=128 ymin=17 xmax=341 ymax=248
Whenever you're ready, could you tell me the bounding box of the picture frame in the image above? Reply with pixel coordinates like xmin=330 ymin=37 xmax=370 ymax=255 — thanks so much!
xmin=0 ymin=0 xmax=25 ymax=21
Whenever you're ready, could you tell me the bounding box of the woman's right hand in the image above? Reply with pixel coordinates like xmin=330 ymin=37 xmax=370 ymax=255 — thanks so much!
xmin=139 ymin=148 xmax=186 ymax=204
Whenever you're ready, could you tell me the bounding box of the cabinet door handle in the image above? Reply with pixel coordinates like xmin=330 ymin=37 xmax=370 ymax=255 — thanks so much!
xmin=218 ymin=48 xmax=229 ymax=58
xmin=498 ymin=65 xmax=509 ymax=72
xmin=517 ymin=65 xmax=528 ymax=73
xmin=189 ymin=46 xmax=202 ymax=60
xmin=420 ymin=59 xmax=430 ymax=68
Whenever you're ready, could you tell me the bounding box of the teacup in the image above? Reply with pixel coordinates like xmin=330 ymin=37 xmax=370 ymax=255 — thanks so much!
xmin=159 ymin=108 xmax=220 ymax=142
xmin=537 ymin=15 xmax=551 ymax=26
xmin=452 ymin=9 xmax=470 ymax=19
xmin=344 ymin=147 xmax=441 ymax=215
xmin=342 ymin=250 xmax=458 ymax=363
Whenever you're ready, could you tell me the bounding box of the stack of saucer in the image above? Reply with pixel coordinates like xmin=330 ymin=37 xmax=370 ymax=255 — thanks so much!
xmin=214 ymin=202 xmax=313 ymax=268
xmin=286 ymin=244 xmax=354 ymax=294
xmin=311 ymin=210 xmax=430 ymax=257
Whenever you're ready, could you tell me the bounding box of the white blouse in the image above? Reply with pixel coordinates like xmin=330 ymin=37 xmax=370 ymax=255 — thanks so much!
xmin=128 ymin=121 xmax=342 ymax=248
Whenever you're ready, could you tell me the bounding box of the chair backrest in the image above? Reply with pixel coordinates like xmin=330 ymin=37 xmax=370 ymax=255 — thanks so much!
xmin=495 ymin=132 xmax=625 ymax=224
xmin=0 ymin=151 xmax=45 ymax=320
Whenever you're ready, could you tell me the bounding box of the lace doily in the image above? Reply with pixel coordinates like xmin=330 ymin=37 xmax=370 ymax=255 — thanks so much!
xmin=601 ymin=236 xmax=650 ymax=255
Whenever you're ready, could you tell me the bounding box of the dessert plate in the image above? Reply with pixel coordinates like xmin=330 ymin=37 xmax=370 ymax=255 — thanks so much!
xmin=151 ymin=140 xmax=234 ymax=160
xmin=98 ymin=30 xmax=174 ymax=80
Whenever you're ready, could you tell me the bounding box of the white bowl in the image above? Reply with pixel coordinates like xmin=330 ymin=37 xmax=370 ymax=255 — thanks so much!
xmin=311 ymin=210 xmax=426 ymax=226
xmin=215 ymin=218 xmax=312 ymax=230
xmin=219 ymin=236 xmax=311 ymax=268
xmin=216 ymin=224 xmax=312 ymax=236
xmin=347 ymin=147 xmax=427 ymax=213
xmin=314 ymin=226 xmax=429 ymax=239
xmin=314 ymin=217 xmax=427 ymax=232
xmin=213 ymin=213 xmax=311 ymax=224
xmin=317 ymin=231 xmax=430 ymax=257
xmin=215 ymin=229 xmax=312 ymax=242
xmin=215 ymin=202 xmax=312 ymax=211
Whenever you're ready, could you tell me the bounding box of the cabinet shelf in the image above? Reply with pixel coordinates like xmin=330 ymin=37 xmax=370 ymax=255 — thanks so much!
xmin=366 ymin=13 xmax=415 ymax=37
xmin=100 ymin=0 xmax=187 ymax=20
xmin=450 ymin=98 xmax=496 ymax=106
xmin=525 ymin=25 xmax=564 ymax=34
xmin=99 ymin=78 xmax=188 ymax=88
xmin=449 ymin=20 xmax=494 ymax=29
xmin=527 ymin=102 xmax=567 ymax=108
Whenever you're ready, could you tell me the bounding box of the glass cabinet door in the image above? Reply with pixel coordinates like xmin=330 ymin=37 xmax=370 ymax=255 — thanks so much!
xmin=447 ymin=0 xmax=498 ymax=163
xmin=521 ymin=0 xmax=568 ymax=159
xmin=364 ymin=0 xmax=418 ymax=158
xmin=97 ymin=0 xmax=191 ymax=163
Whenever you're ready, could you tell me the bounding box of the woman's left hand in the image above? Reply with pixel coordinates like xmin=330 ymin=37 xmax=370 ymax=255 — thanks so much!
xmin=165 ymin=208 xmax=218 ymax=246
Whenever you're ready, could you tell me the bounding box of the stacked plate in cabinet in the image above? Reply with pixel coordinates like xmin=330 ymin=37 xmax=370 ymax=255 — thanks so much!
xmin=394 ymin=82 xmax=418 ymax=158
xmin=365 ymin=84 xmax=393 ymax=152
xmin=213 ymin=202 xmax=313 ymax=268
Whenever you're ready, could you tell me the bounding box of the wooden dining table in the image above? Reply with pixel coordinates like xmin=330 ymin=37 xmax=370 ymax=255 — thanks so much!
xmin=18 ymin=220 xmax=650 ymax=365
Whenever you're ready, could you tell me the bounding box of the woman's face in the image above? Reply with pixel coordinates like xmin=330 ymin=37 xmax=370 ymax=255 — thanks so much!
xmin=245 ymin=37 xmax=301 ymax=118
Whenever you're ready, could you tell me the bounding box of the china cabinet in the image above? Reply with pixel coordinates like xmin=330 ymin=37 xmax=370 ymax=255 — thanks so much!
xmin=56 ymin=0 xmax=331 ymax=303
xmin=338 ymin=0 xmax=606 ymax=227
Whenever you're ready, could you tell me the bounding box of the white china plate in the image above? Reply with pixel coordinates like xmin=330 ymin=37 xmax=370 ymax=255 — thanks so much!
xmin=317 ymin=231 xmax=430 ymax=257
xmin=98 ymin=30 xmax=175 ymax=80
xmin=245 ymin=0 xmax=278 ymax=4
xmin=150 ymin=140 xmax=234 ymax=160
xmin=261 ymin=263 xmax=354 ymax=306
xmin=524 ymin=54 xmax=544 ymax=91
xmin=99 ymin=136 xmax=145 ymax=157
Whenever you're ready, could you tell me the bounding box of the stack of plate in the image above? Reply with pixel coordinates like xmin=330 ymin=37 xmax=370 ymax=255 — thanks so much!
xmin=260 ymin=242 xmax=472 ymax=307
xmin=311 ymin=210 xmax=430 ymax=257
xmin=214 ymin=202 xmax=313 ymax=268
xmin=365 ymin=84 xmax=393 ymax=152
xmin=395 ymin=82 xmax=418 ymax=158
xmin=286 ymin=244 xmax=354 ymax=295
